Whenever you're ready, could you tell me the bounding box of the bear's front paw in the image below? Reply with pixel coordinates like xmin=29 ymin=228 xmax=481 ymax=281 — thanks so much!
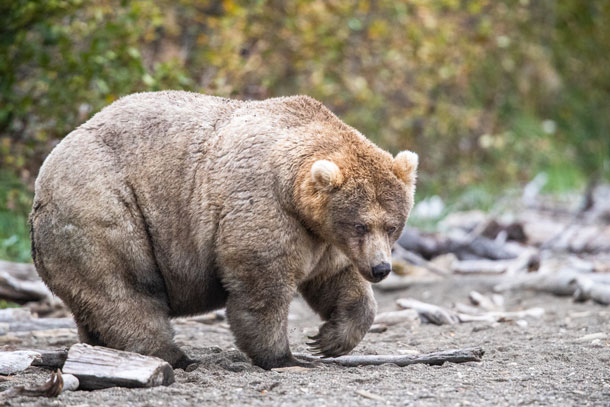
xmin=307 ymin=320 xmax=364 ymax=358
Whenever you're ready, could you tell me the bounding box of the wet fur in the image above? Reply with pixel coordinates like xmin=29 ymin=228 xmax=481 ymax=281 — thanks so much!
xmin=30 ymin=91 xmax=417 ymax=369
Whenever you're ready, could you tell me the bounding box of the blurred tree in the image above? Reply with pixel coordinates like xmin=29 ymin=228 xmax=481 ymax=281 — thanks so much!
xmin=0 ymin=0 xmax=608 ymax=197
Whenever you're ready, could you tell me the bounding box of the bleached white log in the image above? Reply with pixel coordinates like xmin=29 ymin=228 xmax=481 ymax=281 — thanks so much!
xmin=457 ymin=307 xmax=544 ymax=323
xmin=0 ymin=317 xmax=75 ymax=335
xmin=572 ymin=276 xmax=610 ymax=305
xmin=0 ymin=350 xmax=41 ymax=375
xmin=452 ymin=259 xmax=508 ymax=274
xmin=374 ymin=309 xmax=420 ymax=326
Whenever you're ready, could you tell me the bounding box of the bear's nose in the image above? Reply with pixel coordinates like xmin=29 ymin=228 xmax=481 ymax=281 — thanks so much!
xmin=371 ymin=262 xmax=392 ymax=280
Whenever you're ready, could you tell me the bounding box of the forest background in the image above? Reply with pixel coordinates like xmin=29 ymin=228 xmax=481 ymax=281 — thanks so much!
xmin=1 ymin=0 xmax=608 ymax=262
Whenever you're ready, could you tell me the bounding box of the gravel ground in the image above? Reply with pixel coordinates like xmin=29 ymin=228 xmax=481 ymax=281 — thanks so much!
xmin=2 ymin=275 xmax=609 ymax=406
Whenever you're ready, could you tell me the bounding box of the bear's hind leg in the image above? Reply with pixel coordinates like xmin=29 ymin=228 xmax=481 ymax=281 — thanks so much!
xmin=77 ymin=284 xmax=195 ymax=369
xmin=32 ymin=208 xmax=194 ymax=368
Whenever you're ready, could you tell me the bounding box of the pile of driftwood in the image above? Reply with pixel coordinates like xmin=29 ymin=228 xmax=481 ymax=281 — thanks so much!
xmin=369 ymin=290 xmax=545 ymax=333
xmin=384 ymin=198 xmax=610 ymax=306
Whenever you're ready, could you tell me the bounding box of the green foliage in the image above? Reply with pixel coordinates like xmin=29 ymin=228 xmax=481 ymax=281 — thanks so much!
xmin=0 ymin=172 xmax=32 ymax=262
xmin=1 ymin=0 xmax=609 ymax=261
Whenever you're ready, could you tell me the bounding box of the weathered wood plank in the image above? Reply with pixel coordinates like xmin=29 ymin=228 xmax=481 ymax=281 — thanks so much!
xmin=62 ymin=344 xmax=174 ymax=390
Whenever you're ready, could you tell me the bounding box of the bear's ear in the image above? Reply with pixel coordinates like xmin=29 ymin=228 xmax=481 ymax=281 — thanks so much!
xmin=311 ymin=159 xmax=343 ymax=191
xmin=392 ymin=150 xmax=418 ymax=185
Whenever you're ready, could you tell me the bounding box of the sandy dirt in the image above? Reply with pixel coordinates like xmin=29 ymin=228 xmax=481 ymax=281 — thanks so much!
xmin=1 ymin=275 xmax=609 ymax=406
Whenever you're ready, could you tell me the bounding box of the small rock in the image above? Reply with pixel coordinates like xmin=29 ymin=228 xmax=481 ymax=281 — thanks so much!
xmin=515 ymin=319 xmax=528 ymax=328
xmin=368 ymin=324 xmax=388 ymax=333
xmin=397 ymin=349 xmax=420 ymax=356
xmin=62 ymin=374 xmax=79 ymax=391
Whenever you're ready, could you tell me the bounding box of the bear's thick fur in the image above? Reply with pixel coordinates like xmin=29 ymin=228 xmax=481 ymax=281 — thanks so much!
xmin=30 ymin=91 xmax=418 ymax=369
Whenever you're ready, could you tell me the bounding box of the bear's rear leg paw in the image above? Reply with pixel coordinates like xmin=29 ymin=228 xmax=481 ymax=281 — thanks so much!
xmin=172 ymin=354 xmax=200 ymax=370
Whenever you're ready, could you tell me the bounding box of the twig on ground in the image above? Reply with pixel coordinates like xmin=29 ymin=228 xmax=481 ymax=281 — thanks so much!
xmin=0 ymin=369 xmax=65 ymax=400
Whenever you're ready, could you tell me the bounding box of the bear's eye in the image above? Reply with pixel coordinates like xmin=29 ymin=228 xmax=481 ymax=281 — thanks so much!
xmin=387 ymin=226 xmax=397 ymax=235
xmin=354 ymin=224 xmax=368 ymax=235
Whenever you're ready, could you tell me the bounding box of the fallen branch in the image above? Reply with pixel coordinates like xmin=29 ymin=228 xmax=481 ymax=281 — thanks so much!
xmin=62 ymin=344 xmax=175 ymax=390
xmin=294 ymin=347 xmax=484 ymax=367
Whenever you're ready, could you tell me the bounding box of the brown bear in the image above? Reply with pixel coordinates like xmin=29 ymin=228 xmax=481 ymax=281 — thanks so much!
xmin=29 ymin=91 xmax=418 ymax=370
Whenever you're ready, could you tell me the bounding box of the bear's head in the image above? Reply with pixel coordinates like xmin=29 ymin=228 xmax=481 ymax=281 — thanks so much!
xmin=300 ymin=149 xmax=418 ymax=283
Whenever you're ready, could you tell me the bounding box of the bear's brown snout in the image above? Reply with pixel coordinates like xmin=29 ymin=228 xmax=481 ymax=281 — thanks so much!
xmin=371 ymin=262 xmax=392 ymax=282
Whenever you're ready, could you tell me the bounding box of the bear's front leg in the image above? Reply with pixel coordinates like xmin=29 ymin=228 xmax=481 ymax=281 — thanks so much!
xmin=225 ymin=282 xmax=311 ymax=370
xmin=299 ymin=266 xmax=377 ymax=357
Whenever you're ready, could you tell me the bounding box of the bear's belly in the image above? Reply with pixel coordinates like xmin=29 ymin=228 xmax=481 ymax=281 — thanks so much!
xmin=166 ymin=264 xmax=228 ymax=317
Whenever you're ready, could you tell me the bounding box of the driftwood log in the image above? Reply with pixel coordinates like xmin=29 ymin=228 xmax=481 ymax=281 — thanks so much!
xmin=373 ymin=309 xmax=420 ymax=326
xmin=0 ymin=261 xmax=38 ymax=281
xmin=0 ymin=318 xmax=75 ymax=335
xmin=0 ymin=308 xmax=75 ymax=337
xmin=397 ymin=228 xmax=517 ymax=261
xmin=494 ymin=270 xmax=610 ymax=297
xmin=295 ymin=347 xmax=484 ymax=367
xmin=62 ymin=344 xmax=174 ymax=390
xmin=392 ymin=245 xmax=448 ymax=276
xmin=0 ymin=350 xmax=41 ymax=375
xmin=0 ymin=271 xmax=51 ymax=303
xmin=31 ymin=348 xmax=69 ymax=369
xmin=396 ymin=298 xmax=459 ymax=325
xmin=0 ymin=348 xmax=69 ymax=374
